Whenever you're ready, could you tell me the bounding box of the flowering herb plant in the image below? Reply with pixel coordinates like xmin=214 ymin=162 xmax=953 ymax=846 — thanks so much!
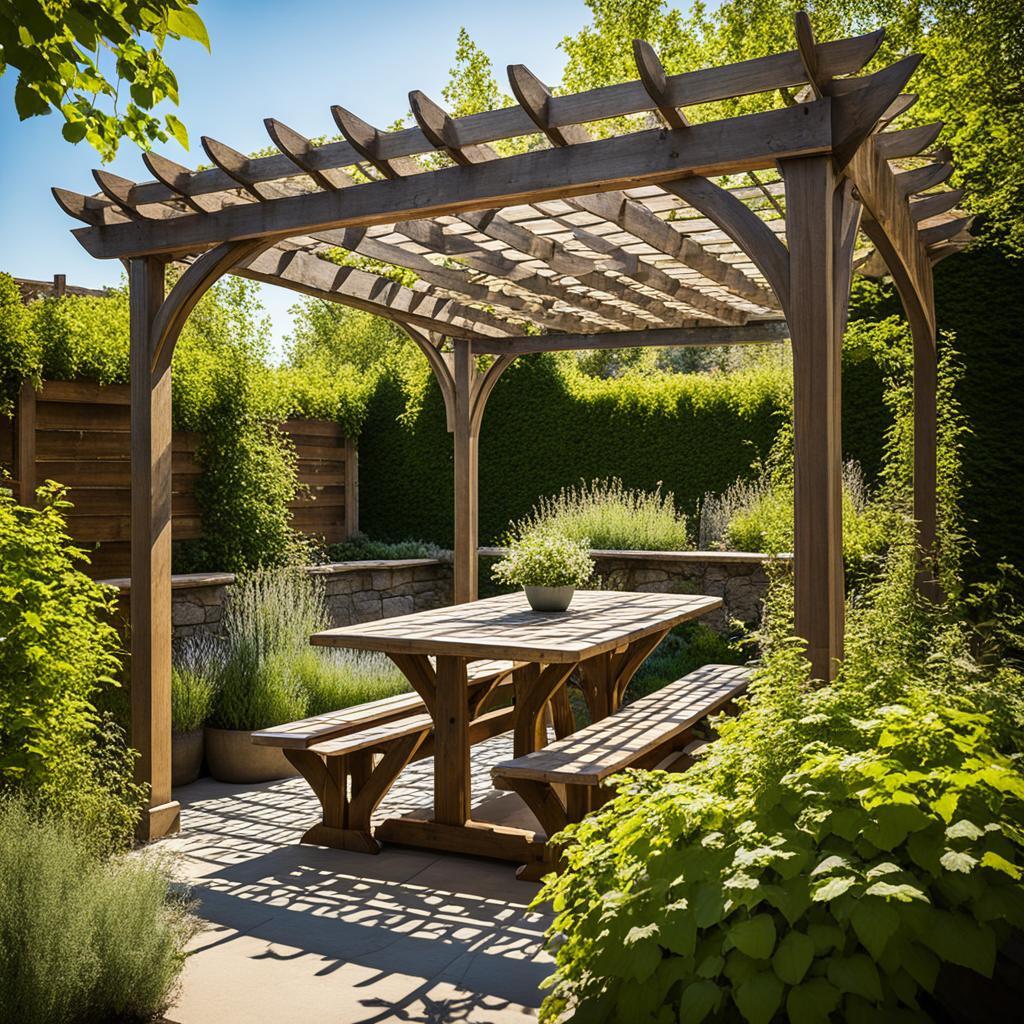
xmin=491 ymin=529 xmax=595 ymax=589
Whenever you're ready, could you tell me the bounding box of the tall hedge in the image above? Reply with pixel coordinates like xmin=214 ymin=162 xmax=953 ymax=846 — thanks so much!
xmin=359 ymin=349 xmax=891 ymax=548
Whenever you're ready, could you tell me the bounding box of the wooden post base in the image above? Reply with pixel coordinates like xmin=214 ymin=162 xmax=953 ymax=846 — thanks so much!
xmin=376 ymin=816 xmax=550 ymax=868
xmin=137 ymin=800 xmax=181 ymax=842
xmin=300 ymin=822 xmax=382 ymax=854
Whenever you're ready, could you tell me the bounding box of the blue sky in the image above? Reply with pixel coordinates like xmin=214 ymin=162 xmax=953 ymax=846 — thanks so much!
xmin=0 ymin=0 xmax=592 ymax=354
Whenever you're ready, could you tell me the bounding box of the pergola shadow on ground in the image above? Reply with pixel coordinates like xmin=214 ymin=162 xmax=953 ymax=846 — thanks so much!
xmin=163 ymin=737 xmax=551 ymax=1024
xmin=52 ymin=11 xmax=970 ymax=838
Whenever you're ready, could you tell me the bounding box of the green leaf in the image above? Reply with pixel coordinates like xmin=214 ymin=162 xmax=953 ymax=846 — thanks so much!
xmin=786 ymin=977 xmax=841 ymax=1024
xmin=980 ymin=850 xmax=1022 ymax=879
xmin=165 ymin=112 xmax=189 ymax=149
xmin=940 ymin=849 xmax=978 ymax=873
xmin=864 ymin=881 xmax=928 ymax=902
xmin=863 ymin=803 xmax=933 ymax=851
xmin=728 ymin=914 xmax=777 ymax=959
xmin=932 ymin=791 xmax=959 ymax=822
xmin=826 ymin=954 xmax=883 ymax=1001
xmin=811 ymin=875 xmax=857 ymax=902
xmin=914 ymin=909 xmax=996 ymax=978
xmin=850 ymin=898 xmax=899 ymax=960
xmin=167 ymin=7 xmax=211 ymax=50
xmin=14 ymin=77 xmax=51 ymax=119
xmin=61 ymin=120 xmax=88 ymax=143
xmin=677 ymin=979 xmax=721 ymax=1023
xmin=946 ymin=819 xmax=984 ymax=841
xmin=692 ymin=883 xmax=725 ymax=928
xmin=771 ymin=929 xmax=815 ymax=986
xmin=811 ymin=854 xmax=851 ymax=877
xmin=734 ymin=970 xmax=784 ymax=1024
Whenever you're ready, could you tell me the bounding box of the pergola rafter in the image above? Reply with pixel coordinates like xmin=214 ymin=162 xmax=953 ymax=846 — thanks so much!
xmin=52 ymin=14 xmax=970 ymax=840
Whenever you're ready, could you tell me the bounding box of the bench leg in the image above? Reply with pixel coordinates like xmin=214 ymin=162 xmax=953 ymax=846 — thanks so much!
xmin=503 ymin=777 xmax=569 ymax=880
xmin=285 ymin=731 xmax=430 ymax=854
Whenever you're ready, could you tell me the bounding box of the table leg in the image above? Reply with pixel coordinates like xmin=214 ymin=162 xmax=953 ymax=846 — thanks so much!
xmin=578 ymin=629 xmax=670 ymax=720
xmin=513 ymin=663 xmax=576 ymax=757
xmin=434 ymin=654 xmax=471 ymax=825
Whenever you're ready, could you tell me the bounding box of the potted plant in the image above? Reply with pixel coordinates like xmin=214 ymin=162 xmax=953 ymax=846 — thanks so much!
xmin=491 ymin=529 xmax=594 ymax=611
xmin=171 ymin=649 xmax=216 ymax=787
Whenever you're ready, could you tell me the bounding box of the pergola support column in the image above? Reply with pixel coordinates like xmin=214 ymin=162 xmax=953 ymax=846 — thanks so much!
xmin=783 ymin=156 xmax=849 ymax=682
xmin=128 ymin=257 xmax=179 ymax=840
xmin=913 ymin=327 xmax=939 ymax=596
xmin=452 ymin=339 xmax=479 ymax=603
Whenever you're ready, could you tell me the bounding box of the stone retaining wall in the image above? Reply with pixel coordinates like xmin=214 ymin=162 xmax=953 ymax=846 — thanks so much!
xmin=102 ymin=559 xmax=453 ymax=642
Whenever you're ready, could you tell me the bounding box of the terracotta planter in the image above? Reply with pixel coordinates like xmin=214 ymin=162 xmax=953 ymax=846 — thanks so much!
xmin=204 ymin=727 xmax=300 ymax=784
xmin=523 ymin=585 xmax=575 ymax=612
xmin=172 ymin=728 xmax=204 ymax=788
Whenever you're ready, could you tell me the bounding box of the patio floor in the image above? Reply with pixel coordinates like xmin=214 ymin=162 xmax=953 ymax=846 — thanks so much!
xmin=159 ymin=735 xmax=553 ymax=1024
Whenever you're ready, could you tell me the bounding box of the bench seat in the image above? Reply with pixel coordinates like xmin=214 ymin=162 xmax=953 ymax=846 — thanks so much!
xmin=491 ymin=663 xmax=751 ymax=876
xmin=493 ymin=663 xmax=750 ymax=788
xmin=252 ymin=657 xmax=516 ymax=750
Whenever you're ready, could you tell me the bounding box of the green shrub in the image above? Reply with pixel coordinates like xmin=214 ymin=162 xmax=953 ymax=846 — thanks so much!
xmin=536 ymin=515 xmax=1024 ymax=1022
xmin=0 ymin=797 xmax=194 ymax=1024
xmin=540 ymin=694 xmax=1024 ymax=1024
xmin=294 ymin=649 xmax=410 ymax=718
xmin=492 ymin=529 xmax=595 ymax=589
xmin=326 ymin=534 xmax=448 ymax=562
xmin=509 ymin=477 xmax=690 ymax=551
xmin=171 ymin=636 xmax=218 ymax=734
xmin=0 ymin=272 xmax=36 ymax=416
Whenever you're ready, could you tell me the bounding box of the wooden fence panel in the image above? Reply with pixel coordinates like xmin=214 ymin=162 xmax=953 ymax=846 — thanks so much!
xmin=1 ymin=380 xmax=357 ymax=578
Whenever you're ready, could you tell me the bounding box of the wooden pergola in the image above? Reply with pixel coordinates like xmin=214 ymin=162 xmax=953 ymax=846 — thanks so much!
xmin=54 ymin=14 xmax=969 ymax=839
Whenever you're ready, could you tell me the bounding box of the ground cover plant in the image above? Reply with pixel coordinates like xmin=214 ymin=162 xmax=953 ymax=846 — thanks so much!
xmin=0 ymin=797 xmax=194 ymax=1024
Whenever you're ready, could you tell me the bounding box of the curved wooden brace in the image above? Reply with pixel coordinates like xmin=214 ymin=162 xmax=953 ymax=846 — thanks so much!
xmin=150 ymin=239 xmax=272 ymax=377
xmin=398 ymin=322 xmax=457 ymax=429
xmin=513 ymin=663 xmax=577 ymax=756
xmin=469 ymin=354 xmax=516 ymax=437
xmin=666 ymin=177 xmax=790 ymax=313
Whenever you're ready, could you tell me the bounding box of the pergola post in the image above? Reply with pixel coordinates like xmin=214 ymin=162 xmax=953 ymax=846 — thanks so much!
xmin=128 ymin=256 xmax=179 ymax=840
xmin=913 ymin=326 xmax=939 ymax=594
xmin=451 ymin=338 xmax=479 ymax=604
xmin=782 ymin=156 xmax=849 ymax=681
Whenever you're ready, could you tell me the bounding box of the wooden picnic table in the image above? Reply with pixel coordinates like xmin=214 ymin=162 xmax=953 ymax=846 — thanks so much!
xmin=310 ymin=589 xmax=722 ymax=864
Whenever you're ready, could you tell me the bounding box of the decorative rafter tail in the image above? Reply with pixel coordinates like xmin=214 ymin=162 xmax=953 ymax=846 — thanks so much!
xmin=92 ymin=169 xmax=147 ymax=219
xmin=830 ymin=54 xmax=922 ymax=171
xmin=919 ymin=215 xmax=973 ymax=246
xmin=51 ymin=187 xmax=125 ymax=227
xmin=142 ymin=151 xmax=219 ymax=213
xmin=331 ymin=106 xmax=409 ymax=180
xmin=408 ymin=90 xmax=488 ymax=165
xmin=794 ymin=11 xmax=828 ymax=98
xmin=873 ymin=122 xmax=944 ymax=159
xmin=264 ymin=118 xmax=351 ymax=190
xmin=909 ymin=188 xmax=965 ymax=223
xmin=507 ymin=64 xmax=589 ymax=146
xmin=632 ymin=40 xmax=688 ymax=128
xmin=896 ymin=159 xmax=953 ymax=197
xmin=879 ymin=93 xmax=918 ymax=127
xmin=201 ymin=136 xmax=270 ymax=201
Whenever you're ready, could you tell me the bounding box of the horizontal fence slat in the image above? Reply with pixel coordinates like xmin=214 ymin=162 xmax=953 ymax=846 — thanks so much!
xmin=280 ymin=419 xmax=344 ymax=439
xmin=40 ymin=380 xmax=131 ymax=405
xmin=63 ymin=514 xmax=204 ymax=542
xmin=37 ymin=401 xmax=130 ymax=432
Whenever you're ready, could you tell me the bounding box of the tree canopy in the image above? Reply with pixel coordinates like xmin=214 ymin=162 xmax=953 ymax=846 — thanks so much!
xmin=0 ymin=0 xmax=209 ymax=160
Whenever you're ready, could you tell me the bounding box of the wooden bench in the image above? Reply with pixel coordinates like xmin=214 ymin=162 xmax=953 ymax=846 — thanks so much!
xmin=491 ymin=663 xmax=751 ymax=876
xmin=252 ymin=658 xmax=516 ymax=853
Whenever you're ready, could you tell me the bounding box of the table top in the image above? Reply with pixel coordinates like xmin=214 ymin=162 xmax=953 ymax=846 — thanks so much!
xmin=310 ymin=589 xmax=723 ymax=663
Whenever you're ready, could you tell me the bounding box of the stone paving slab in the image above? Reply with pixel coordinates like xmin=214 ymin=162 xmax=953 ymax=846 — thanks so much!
xmin=160 ymin=737 xmax=552 ymax=1024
